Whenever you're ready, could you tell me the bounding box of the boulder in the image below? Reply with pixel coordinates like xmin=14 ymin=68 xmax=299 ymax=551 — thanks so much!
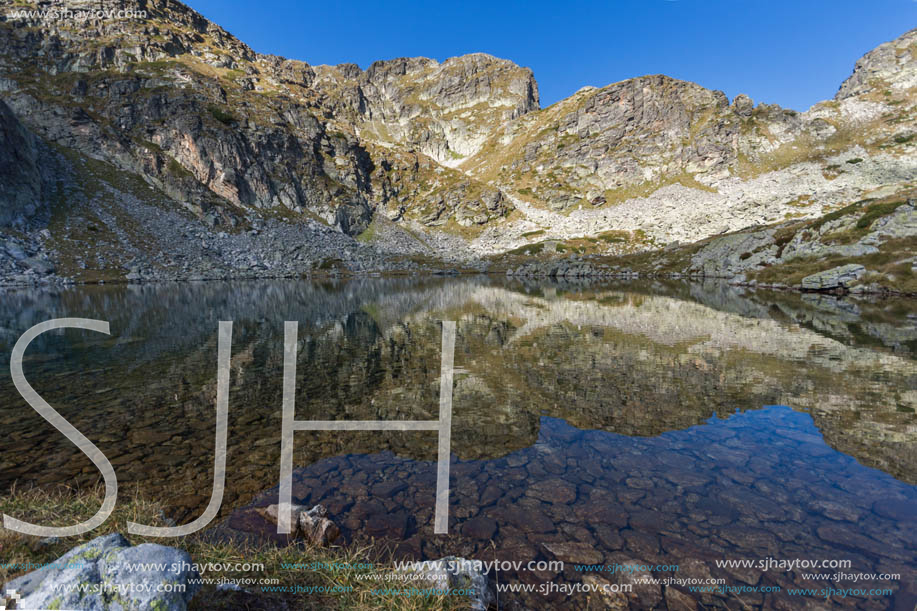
xmin=395 ymin=556 xmax=494 ymax=611
xmin=3 ymin=533 xmax=201 ymax=610
xmin=256 ymin=503 xmax=340 ymax=546
xmin=481 ymin=190 xmax=504 ymax=211
xmin=334 ymin=200 xmax=373 ymax=236
xmin=800 ymin=264 xmax=866 ymax=290
xmin=731 ymin=93 xmax=754 ymax=116
xmin=21 ymin=256 xmax=55 ymax=275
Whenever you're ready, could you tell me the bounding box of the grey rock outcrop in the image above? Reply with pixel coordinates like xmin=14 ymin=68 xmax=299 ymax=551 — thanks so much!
xmin=801 ymin=264 xmax=867 ymax=290
xmin=836 ymin=28 xmax=917 ymax=98
xmin=335 ymin=200 xmax=373 ymax=236
xmin=4 ymin=533 xmax=201 ymax=610
xmin=689 ymin=230 xmax=777 ymax=277
xmin=395 ymin=556 xmax=494 ymax=611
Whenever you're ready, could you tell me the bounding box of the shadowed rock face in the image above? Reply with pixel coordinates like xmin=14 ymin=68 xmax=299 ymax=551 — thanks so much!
xmin=0 ymin=0 xmax=524 ymax=237
xmin=0 ymin=0 xmax=375 ymax=229
xmin=0 ymin=99 xmax=45 ymax=227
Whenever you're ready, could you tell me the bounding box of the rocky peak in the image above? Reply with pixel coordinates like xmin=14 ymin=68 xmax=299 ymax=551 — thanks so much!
xmin=730 ymin=93 xmax=754 ymax=116
xmin=836 ymin=28 xmax=917 ymax=99
xmin=313 ymin=52 xmax=539 ymax=165
xmin=460 ymin=74 xmax=743 ymax=210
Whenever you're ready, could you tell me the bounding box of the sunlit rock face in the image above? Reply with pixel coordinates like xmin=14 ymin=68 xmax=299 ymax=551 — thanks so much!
xmin=836 ymin=28 xmax=917 ymax=99
xmin=313 ymin=53 xmax=539 ymax=165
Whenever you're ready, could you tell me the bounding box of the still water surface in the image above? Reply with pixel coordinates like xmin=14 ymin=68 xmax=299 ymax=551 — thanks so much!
xmin=0 ymin=278 xmax=914 ymax=608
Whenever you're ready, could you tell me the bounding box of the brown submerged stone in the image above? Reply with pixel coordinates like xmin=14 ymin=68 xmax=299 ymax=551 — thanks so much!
xmin=543 ymin=541 xmax=604 ymax=565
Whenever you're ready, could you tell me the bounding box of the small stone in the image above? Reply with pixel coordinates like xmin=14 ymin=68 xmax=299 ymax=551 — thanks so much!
xmin=364 ymin=511 xmax=409 ymax=538
xmin=665 ymin=585 xmax=698 ymax=610
xmin=480 ymin=484 xmax=502 ymax=506
xmin=498 ymin=504 xmax=555 ymax=533
xmin=582 ymin=574 xmax=629 ymax=608
xmin=873 ymin=498 xmax=916 ymax=521
xmin=810 ymin=500 xmax=862 ymax=522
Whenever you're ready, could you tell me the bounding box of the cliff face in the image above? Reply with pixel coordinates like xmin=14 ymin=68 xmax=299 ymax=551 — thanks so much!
xmin=0 ymin=0 xmax=376 ymax=231
xmin=0 ymin=99 xmax=45 ymax=227
xmin=0 ymin=0 xmax=914 ymax=283
xmin=313 ymin=53 xmax=539 ymax=165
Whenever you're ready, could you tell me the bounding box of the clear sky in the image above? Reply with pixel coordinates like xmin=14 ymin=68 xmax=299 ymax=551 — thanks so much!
xmin=185 ymin=0 xmax=916 ymax=111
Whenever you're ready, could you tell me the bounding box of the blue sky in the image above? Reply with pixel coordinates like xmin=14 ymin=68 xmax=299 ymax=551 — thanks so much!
xmin=186 ymin=0 xmax=916 ymax=111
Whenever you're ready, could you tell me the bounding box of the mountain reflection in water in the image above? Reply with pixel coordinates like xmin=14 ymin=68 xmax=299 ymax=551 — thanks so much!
xmin=0 ymin=277 xmax=914 ymax=609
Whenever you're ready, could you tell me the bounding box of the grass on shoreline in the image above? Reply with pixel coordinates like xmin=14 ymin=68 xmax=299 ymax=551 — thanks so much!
xmin=0 ymin=485 xmax=465 ymax=611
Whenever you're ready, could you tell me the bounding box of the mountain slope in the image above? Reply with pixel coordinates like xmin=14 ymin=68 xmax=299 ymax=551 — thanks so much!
xmin=461 ymin=29 xmax=916 ymax=255
xmin=0 ymin=0 xmax=914 ymax=285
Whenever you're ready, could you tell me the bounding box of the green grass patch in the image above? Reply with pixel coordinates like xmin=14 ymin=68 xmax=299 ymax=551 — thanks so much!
xmin=749 ymin=237 xmax=916 ymax=292
xmin=355 ymin=219 xmax=379 ymax=244
xmin=207 ymin=104 xmax=236 ymax=125
xmin=167 ymin=157 xmax=195 ymax=179
xmin=855 ymin=201 xmax=907 ymax=229
xmin=596 ymin=230 xmax=629 ymax=243
xmin=317 ymin=257 xmax=343 ymax=270
xmin=809 ymin=199 xmax=873 ymax=232
xmin=506 ymin=242 xmax=545 ymax=256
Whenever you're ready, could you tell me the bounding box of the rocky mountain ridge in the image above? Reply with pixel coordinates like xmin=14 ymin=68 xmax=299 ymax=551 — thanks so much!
xmin=0 ymin=0 xmax=914 ymax=288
